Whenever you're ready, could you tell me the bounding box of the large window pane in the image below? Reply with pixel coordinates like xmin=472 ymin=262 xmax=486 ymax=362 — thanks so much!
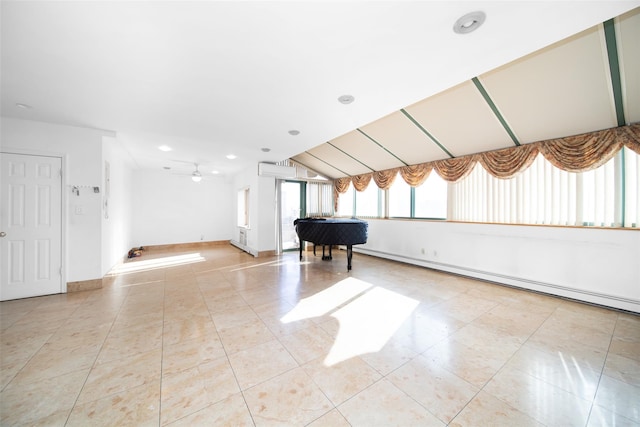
xmin=355 ymin=184 xmax=381 ymax=217
xmin=337 ymin=185 xmax=354 ymax=217
xmin=388 ymin=174 xmax=411 ymax=217
xmin=415 ymin=173 xmax=447 ymax=219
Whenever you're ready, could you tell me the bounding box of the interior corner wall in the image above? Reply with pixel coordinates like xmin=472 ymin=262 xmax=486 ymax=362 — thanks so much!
xmin=130 ymin=170 xmax=233 ymax=246
xmin=101 ymin=135 xmax=134 ymax=275
xmin=0 ymin=117 xmax=105 ymax=283
xmin=231 ymin=165 xmax=277 ymax=255
xmin=357 ymin=219 xmax=640 ymax=312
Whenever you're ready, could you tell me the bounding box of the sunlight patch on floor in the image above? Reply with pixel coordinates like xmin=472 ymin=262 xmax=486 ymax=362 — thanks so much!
xmin=324 ymin=286 xmax=419 ymax=366
xmin=107 ymin=253 xmax=206 ymax=275
xmin=280 ymin=277 xmax=372 ymax=324
xmin=280 ymin=277 xmax=418 ymax=366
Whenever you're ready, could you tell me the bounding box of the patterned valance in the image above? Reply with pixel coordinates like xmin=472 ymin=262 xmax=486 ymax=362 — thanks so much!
xmin=399 ymin=163 xmax=433 ymax=187
xmin=352 ymin=173 xmax=373 ymax=192
xmin=333 ymin=123 xmax=640 ymax=193
xmin=372 ymin=168 xmax=398 ymax=190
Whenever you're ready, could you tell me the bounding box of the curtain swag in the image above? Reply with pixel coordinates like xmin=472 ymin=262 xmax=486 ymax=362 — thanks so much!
xmin=333 ymin=123 xmax=640 ymax=193
xmin=433 ymin=155 xmax=479 ymax=183
xmin=399 ymin=163 xmax=433 ymax=187
xmin=334 ymin=177 xmax=351 ymax=194
xmin=478 ymin=144 xmax=539 ymax=179
xmin=352 ymin=173 xmax=373 ymax=192
xmin=372 ymin=168 xmax=399 ymax=190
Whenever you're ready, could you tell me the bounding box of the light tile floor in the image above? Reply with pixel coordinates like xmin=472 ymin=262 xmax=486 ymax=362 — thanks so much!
xmin=1 ymin=245 xmax=639 ymax=426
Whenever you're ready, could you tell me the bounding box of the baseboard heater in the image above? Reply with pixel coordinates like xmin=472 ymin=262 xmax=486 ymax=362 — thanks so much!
xmin=230 ymin=240 xmax=258 ymax=257
xmin=353 ymin=247 xmax=639 ymax=313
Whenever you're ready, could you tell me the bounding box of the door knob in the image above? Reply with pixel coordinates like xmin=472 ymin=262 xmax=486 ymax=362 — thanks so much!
xmin=0 ymin=232 xmax=6 ymax=237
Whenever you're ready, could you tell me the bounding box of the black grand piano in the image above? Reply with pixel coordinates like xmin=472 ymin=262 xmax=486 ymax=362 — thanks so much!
xmin=293 ymin=218 xmax=368 ymax=270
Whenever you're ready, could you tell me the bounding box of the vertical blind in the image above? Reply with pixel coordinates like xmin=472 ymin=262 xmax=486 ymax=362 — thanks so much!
xmin=451 ymin=148 xmax=639 ymax=227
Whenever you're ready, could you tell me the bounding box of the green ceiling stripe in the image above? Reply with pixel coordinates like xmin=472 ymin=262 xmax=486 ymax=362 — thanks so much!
xmin=472 ymin=77 xmax=520 ymax=146
xmin=303 ymin=151 xmax=351 ymax=177
xmin=356 ymin=128 xmax=408 ymax=166
xmin=400 ymin=109 xmax=454 ymax=158
xmin=327 ymin=142 xmax=375 ymax=172
xmin=603 ymin=18 xmax=626 ymax=127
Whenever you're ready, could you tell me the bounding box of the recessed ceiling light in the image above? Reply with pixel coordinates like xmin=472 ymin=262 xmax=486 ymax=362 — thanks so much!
xmin=163 ymin=166 xmax=171 ymax=170
xmin=453 ymin=11 xmax=485 ymax=34
xmin=288 ymin=130 xmax=300 ymax=136
xmin=226 ymin=154 xmax=237 ymax=160
xmin=16 ymin=103 xmax=32 ymax=109
xmin=211 ymin=170 xmax=220 ymax=174
xmin=261 ymin=147 xmax=271 ymax=152
xmin=338 ymin=95 xmax=355 ymax=105
xmin=158 ymin=145 xmax=172 ymax=152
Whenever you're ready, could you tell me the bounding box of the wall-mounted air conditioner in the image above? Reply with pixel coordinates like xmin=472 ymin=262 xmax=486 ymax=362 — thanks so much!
xmin=258 ymin=163 xmax=296 ymax=178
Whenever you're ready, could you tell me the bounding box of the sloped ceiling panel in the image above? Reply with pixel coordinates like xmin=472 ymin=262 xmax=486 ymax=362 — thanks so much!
xmin=330 ymin=130 xmax=406 ymax=171
xmin=359 ymin=110 xmax=451 ymax=165
xmin=403 ymin=80 xmax=515 ymax=157
xmin=306 ymin=143 xmax=371 ymax=177
xmin=480 ymin=25 xmax=618 ymax=144
xmin=619 ymin=8 xmax=640 ymax=124
xmin=292 ymin=152 xmax=346 ymax=179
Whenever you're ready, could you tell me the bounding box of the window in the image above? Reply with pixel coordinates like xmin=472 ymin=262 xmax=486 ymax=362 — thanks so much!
xmin=333 ymin=146 xmax=638 ymax=228
xmin=450 ymin=148 xmax=639 ymax=227
xmin=237 ymin=187 xmax=250 ymax=227
xmin=414 ymin=172 xmax=447 ymax=219
xmin=388 ymin=175 xmax=411 ymax=217
xmin=337 ymin=184 xmax=354 ymax=217
xmin=307 ymin=182 xmax=334 ymax=217
xmin=355 ymin=183 xmax=383 ymax=217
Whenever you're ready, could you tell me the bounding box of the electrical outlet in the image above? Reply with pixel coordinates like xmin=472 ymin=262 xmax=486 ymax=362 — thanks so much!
xmin=75 ymin=205 xmax=84 ymax=215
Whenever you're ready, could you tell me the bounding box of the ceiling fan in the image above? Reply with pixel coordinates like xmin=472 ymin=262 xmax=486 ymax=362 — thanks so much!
xmin=168 ymin=160 xmax=213 ymax=182
xmin=191 ymin=163 xmax=202 ymax=182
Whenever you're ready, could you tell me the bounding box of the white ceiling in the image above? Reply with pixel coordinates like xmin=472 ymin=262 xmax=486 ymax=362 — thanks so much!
xmin=2 ymin=1 xmax=638 ymax=178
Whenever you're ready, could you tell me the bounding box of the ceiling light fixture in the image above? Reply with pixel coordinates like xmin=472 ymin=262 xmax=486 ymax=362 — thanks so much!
xmin=261 ymin=147 xmax=271 ymax=152
xmin=338 ymin=95 xmax=355 ymax=105
xmin=211 ymin=170 xmax=220 ymax=175
xmin=192 ymin=164 xmax=202 ymax=182
xmin=288 ymin=130 xmax=300 ymax=136
xmin=453 ymin=11 xmax=485 ymax=34
xmin=16 ymin=103 xmax=32 ymax=109
xmin=226 ymin=154 xmax=237 ymax=160
xmin=158 ymin=145 xmax=172 ymax=152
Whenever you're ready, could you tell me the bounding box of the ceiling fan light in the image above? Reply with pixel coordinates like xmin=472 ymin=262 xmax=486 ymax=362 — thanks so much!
xmin=192 ymin=171 xmax=202 ymax=182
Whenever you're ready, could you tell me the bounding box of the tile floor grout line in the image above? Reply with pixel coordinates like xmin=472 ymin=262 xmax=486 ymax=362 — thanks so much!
xmin=583 ymin=311 xmax=620 ymax=427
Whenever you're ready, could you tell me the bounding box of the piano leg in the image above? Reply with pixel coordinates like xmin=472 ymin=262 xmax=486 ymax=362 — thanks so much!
xmin=347 ymin=245 xmax=353 ymax=271
xmin=299 ymin=242 xmax=303 ymax=261
xmin=322 ymin=245 xmax=332 ymax=260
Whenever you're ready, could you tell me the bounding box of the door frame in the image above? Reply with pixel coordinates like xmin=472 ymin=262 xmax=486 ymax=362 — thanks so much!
xmin=1 ymin=147 xmax=68 ymax=294
xmin=280 ymin=180 xmax=306 ymax=252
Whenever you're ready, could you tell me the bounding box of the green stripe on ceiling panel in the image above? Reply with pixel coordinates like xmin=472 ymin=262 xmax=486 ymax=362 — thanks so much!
xmin=603 ymin=18 xmax=626 ymax=127
xmin=356 ymin=129 xmax=408 ymax=166
xmin=327 ymin=142 xmax=375 ymax=172
xmin=304 ymin=151 xmax=351 ymax=177
xmin=472 ymin=77 xmax=520 ymax=146
xmin=400 ymin=109 xmax=454 ymax=158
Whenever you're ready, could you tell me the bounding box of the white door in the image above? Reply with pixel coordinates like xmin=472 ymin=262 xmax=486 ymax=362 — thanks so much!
xmin=0 ymin=153 xmax=63 ymax=300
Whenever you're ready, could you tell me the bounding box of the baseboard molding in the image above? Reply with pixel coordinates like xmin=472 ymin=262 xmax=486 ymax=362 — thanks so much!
xmin=67 ymin=278 xmax=103 ymax=292
xmin=230 ymin=240 xmax=258 ymax=257
xmin=354 ymin=247 xmax=640 ymax=313
xmin=142 ymin=240 xmax=230 ymax=253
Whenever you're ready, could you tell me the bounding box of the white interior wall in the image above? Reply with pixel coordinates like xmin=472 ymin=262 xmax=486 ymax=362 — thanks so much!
xmin=231 ymin=165 xmax=277 ymax=255
xmin=101 ymin=136 xmax=134 ymax=275
xmin=357 ymin=219 xmax=640 ymax=312
xmin=1 ymin=117 xmax=106 ymax=283
xmin=131 ymin=170 xmax=233 ymax=246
